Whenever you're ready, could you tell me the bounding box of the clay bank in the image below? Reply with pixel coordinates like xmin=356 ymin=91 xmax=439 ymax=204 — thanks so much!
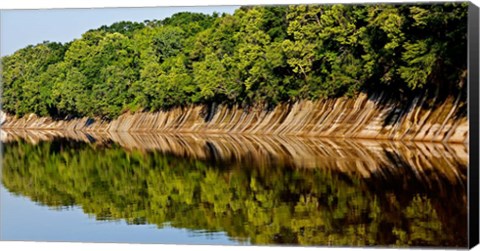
xmin=1 ymin=90 xmax=468 ymax=144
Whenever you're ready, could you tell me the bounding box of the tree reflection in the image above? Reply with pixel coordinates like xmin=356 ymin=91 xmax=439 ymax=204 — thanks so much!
xmin=1 ymin=138 xmax=467 ymax=247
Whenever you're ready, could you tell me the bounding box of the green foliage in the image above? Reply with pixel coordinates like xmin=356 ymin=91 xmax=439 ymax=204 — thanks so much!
xmin=93 ymin=21 xmax=146 ymax=37
xmin=1 ymin=139 xmax=467 ymax=247
xmin=1 ymin=3 xmax=467 ymax=119
xmin=192 ymin=53 xmax=230 ymax=102
xmin=398 ymin=40 xmax=437 ymax=89
xmin=2 ymin=42 xmax=67 ymax=116
xmin=152 ymin=26 xmax=186 ymax=63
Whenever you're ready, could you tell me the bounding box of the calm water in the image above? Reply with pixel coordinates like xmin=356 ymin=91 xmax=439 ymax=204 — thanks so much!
xmin=0 ymin=131 xmax=469 ymax=247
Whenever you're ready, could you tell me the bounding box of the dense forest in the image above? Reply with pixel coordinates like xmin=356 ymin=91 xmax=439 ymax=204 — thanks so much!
xmin=2 ymin=139 xmax=467 ymax=246
xmin=1 ymin=3 xmax=468 ymax=119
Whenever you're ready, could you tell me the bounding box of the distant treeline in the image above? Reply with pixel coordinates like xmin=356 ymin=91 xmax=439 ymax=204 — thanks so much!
xmin=1 ymin=3 xmax=467 ymax=119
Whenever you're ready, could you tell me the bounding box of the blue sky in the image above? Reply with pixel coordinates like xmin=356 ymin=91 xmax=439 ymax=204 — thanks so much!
xmin=0 ymin=6 xmax=239 ymax=57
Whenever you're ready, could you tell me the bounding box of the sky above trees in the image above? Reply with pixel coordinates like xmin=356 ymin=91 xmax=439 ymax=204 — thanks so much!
xmin=0 ymin=6 xmax=239 ymax=56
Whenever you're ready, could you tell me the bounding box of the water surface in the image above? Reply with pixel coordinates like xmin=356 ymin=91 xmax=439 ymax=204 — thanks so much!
xmin=0 ymin=130 xmax=468 ymax=247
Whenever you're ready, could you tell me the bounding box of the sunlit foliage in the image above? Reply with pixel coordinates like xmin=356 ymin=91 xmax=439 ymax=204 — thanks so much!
xmin=1 ymin=3 xmax=468 ymax=119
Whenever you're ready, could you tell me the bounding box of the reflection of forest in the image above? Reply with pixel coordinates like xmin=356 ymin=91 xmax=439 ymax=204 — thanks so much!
xmin=1 ymin=130 xmax=468 ymax=247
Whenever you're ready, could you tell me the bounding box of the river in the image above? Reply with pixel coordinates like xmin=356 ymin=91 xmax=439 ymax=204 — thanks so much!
xmin=0 ymin=130 xmax=468 ymax=247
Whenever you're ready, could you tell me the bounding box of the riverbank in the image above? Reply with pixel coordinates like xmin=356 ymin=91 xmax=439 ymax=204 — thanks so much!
xmin=1 ymin=92 xmax=468 ymax=143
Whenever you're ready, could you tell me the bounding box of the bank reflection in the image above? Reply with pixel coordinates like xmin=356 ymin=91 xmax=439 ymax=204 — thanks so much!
xmin=1 ymin=130 xmax=468 ymax=247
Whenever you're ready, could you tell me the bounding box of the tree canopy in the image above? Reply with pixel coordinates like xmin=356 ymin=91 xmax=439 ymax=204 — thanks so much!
xmin=1 ymin=3 xmax=468 ymax=119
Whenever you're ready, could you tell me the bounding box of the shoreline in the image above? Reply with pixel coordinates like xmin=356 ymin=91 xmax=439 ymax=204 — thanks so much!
xmin=1 ymin=93 xmax=469 ymax=144
xmin=0 ymin=128 xmax=468 ymax=145
xmin=1 ymin=128 xmax=468 ymax=176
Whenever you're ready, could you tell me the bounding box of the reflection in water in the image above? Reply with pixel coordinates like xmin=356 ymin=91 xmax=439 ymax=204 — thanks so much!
xmin=1 ymin=130 xmax=468 ymax=247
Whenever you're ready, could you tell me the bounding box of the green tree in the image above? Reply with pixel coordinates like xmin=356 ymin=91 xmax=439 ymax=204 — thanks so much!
xmin=2 ymin=42 xmax=67 ymax=116
xmin=0 ymin=4 xmax=468 ymax=119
